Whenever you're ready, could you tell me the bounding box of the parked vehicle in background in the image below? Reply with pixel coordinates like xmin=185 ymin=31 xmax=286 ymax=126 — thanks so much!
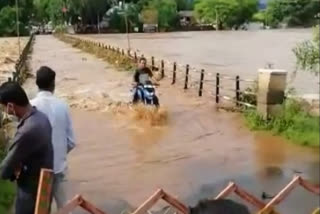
xmin=44 ymin=22 xmax=53 ymax=34
xmin=31 ymin=26 xmax=40 ymax=35
xmin=143 ymin=24 xmax=158 ymax=32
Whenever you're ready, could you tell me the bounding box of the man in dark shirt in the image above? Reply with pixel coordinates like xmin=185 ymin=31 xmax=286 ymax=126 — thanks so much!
xmin=133 ymin=57 xmax=154 ymax=86
xmin=132 ymin=57 xmax=159 ymax=106
xmin=0 ymin=82 xmax=53 ymax=214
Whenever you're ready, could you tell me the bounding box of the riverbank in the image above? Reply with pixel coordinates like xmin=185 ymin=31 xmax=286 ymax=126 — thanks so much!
xmin=244 ymin=99 xmax=319 ymax=147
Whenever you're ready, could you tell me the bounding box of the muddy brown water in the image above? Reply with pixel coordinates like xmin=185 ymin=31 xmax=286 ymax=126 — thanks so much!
xmin=80 ymin=29 xmax=318 ymax=96
xmin=0 ymin=37 xmax=28 ymax=82
xmin=23 ymin=35 xmax=319 ymax=214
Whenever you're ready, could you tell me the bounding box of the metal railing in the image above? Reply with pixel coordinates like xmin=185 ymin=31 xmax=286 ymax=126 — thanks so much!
xmin=40 ymin=175 xmax=318 ymax=214
xmin=9 ymin=33 xmax=35 ymax=84
xmin=60 ymin=35 xmax=257 ymax=109
xmin=0 ymin=34 xmax=35 ymax=128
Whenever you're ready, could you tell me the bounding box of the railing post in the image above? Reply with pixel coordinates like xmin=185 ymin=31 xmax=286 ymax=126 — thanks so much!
xmin=151 ymin=56 xmax=155 ymax=71
xmin=161 ymin=60 xmax=165 ymax=79
xmin=199 ymin=69 xmax=205 ymax=97
xmin=121 ymin=49 xmax=124 ymax=55
xmin=172 ymin=62 xmax=177 ymax=85
xmin=34 ymin=169 xmax=54 ymax=214
xmin=216 ymin=73 xmax=220 ymax=103
xmin=236 ymin=75 xmax=240 ymax=106
xmin=134 ymin=52 xmax=137 ymax=63
xmin=12 ymin=72 xmax=17 ymax=82
xmin=184 ymin=64 xmax=189 ymax=90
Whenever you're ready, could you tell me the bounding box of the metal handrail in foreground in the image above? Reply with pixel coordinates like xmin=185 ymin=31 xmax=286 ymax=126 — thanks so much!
xmin=49 ymin=175 xmax=319 ymax=214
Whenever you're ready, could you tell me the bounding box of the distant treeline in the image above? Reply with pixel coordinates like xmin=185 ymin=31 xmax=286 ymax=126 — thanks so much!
xmin=0 ymin=0 xmax=319 ymax=36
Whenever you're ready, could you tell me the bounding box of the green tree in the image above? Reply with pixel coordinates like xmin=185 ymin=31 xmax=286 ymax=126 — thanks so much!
xmin=0 ymin=6 xmax=29 ymax=36
xmin=195 ymin=0 xmax=248 ymax=30
xmin=0 ymin=0 xmax=34 ymax=22
xmin=107 ymin=3 xmax=141 ymax=32
xmin=175 ymin=0 xmax=194 ymax=10
xmin=47 ymin=0 xmax=64 ymax=25
xmin=34 ymin=0 xmax=66 ymax=25
xmin=195 ymin=0 xmax=258 ymax=29
xmin=84 ymin=0 xmax=110 ymax=24
xmin=108 ymin=8 xmax=126 ymax=32
xmin=0 ymin=6 xmax=17 ymax=36
xmin=233 ymin=0 xmax=258 ymax=27
xmin=293 ymin=25 xmax=319 ymax=74
xmin=0 ymin=0 xmax=35 ymax=36
xmin=33 ymin=0 xmax=111 ymax=26
xmin=143 ymin=0 xmax=178 ymax=31
xmin=34 ymin=0 xmax=51 ymax=23
xmin=265 ymin=0 xmax=319 ymax=27
xmin=252 ymin=10 xmax=266 ymax=23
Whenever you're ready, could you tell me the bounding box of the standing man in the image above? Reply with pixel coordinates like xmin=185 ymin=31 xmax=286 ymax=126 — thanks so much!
xmin=31 ymin=66 xmax=76 ymax=210
xmin=0 ymin=82 xmax=53 ymax=214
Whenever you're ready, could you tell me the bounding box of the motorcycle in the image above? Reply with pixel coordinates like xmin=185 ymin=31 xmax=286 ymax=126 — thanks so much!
xmin=132 ymin=80 xmax=160 ymax=107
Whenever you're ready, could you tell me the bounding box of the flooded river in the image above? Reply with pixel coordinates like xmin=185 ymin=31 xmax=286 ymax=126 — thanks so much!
xmin=81 ymin=29 xmax=318 ymax=96
xmin=24 ymin=35 xmax=319 ymax=214
xmin=0 ymin=37 xmax=28 ymax=82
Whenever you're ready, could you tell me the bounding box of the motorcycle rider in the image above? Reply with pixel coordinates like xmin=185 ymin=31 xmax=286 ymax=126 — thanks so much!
xmin=132 ymin=57 xmax=159 ymax=106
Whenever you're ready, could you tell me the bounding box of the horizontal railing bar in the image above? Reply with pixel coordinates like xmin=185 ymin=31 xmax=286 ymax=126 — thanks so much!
xmin=239 ymin=90 xmax=256 ymax=96
xmin=239 ymin=78 xmax=256 ymax=83
xmin=236 ymin=101 xmax=256 ymax=108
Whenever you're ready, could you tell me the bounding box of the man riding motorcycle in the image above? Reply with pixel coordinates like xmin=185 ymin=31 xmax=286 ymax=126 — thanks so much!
xmin=132 ymin=57 xmax=160 ymax=106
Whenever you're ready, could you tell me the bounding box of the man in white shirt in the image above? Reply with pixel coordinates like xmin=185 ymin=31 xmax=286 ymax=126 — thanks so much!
xmin=31 ymin=66 xmax=76 ymax=210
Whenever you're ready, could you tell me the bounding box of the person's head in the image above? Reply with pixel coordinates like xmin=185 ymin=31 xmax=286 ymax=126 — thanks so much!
xmin=138 ymin=57 xmax=147 ymax=69
xmin=189 ymin=199 xmax=250 ymax=214
xmin=36 ymin=66 xmax=56 ymax=92
xmin=0 ymin=82 xmax=30 ymax=119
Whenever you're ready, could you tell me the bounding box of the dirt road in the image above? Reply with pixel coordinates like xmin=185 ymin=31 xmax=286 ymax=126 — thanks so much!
xmin=24 ymin=35 xmax=319 ymax=214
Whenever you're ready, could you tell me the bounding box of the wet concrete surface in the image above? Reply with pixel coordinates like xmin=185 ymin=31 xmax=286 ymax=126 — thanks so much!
xmin=79 ymin=29 xmax=318 ymax=96
xmin=24 ymin=35 xmax=319 ymax=214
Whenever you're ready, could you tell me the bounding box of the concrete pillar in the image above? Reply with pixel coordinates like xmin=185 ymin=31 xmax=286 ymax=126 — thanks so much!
xmin=257 ymin=69 xmax=287 ymax=118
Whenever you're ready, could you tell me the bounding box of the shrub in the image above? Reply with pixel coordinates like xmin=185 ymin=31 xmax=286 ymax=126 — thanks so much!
xmin=244 ymin=99 xmax=320 ymax=147
xmin=293 ymin=25 xmax=319 ymax=74
xmin=0 ymin=6 xmax=29 ymax=37
xmin=0 ymin=131 xmax=15 ymax=213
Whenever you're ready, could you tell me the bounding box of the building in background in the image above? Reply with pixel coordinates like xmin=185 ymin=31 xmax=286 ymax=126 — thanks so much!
xmin=259 ymin=0 xmax=270 ymax=9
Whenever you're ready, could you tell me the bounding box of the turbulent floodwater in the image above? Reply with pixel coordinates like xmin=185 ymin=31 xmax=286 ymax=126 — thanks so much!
xmin=0 ymin=37 xmax=28 ymax=82
xmin=81 ymin=29 xmax=318 ymax=96
xmin=22 ymin=35 xmax=320 ymax=214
